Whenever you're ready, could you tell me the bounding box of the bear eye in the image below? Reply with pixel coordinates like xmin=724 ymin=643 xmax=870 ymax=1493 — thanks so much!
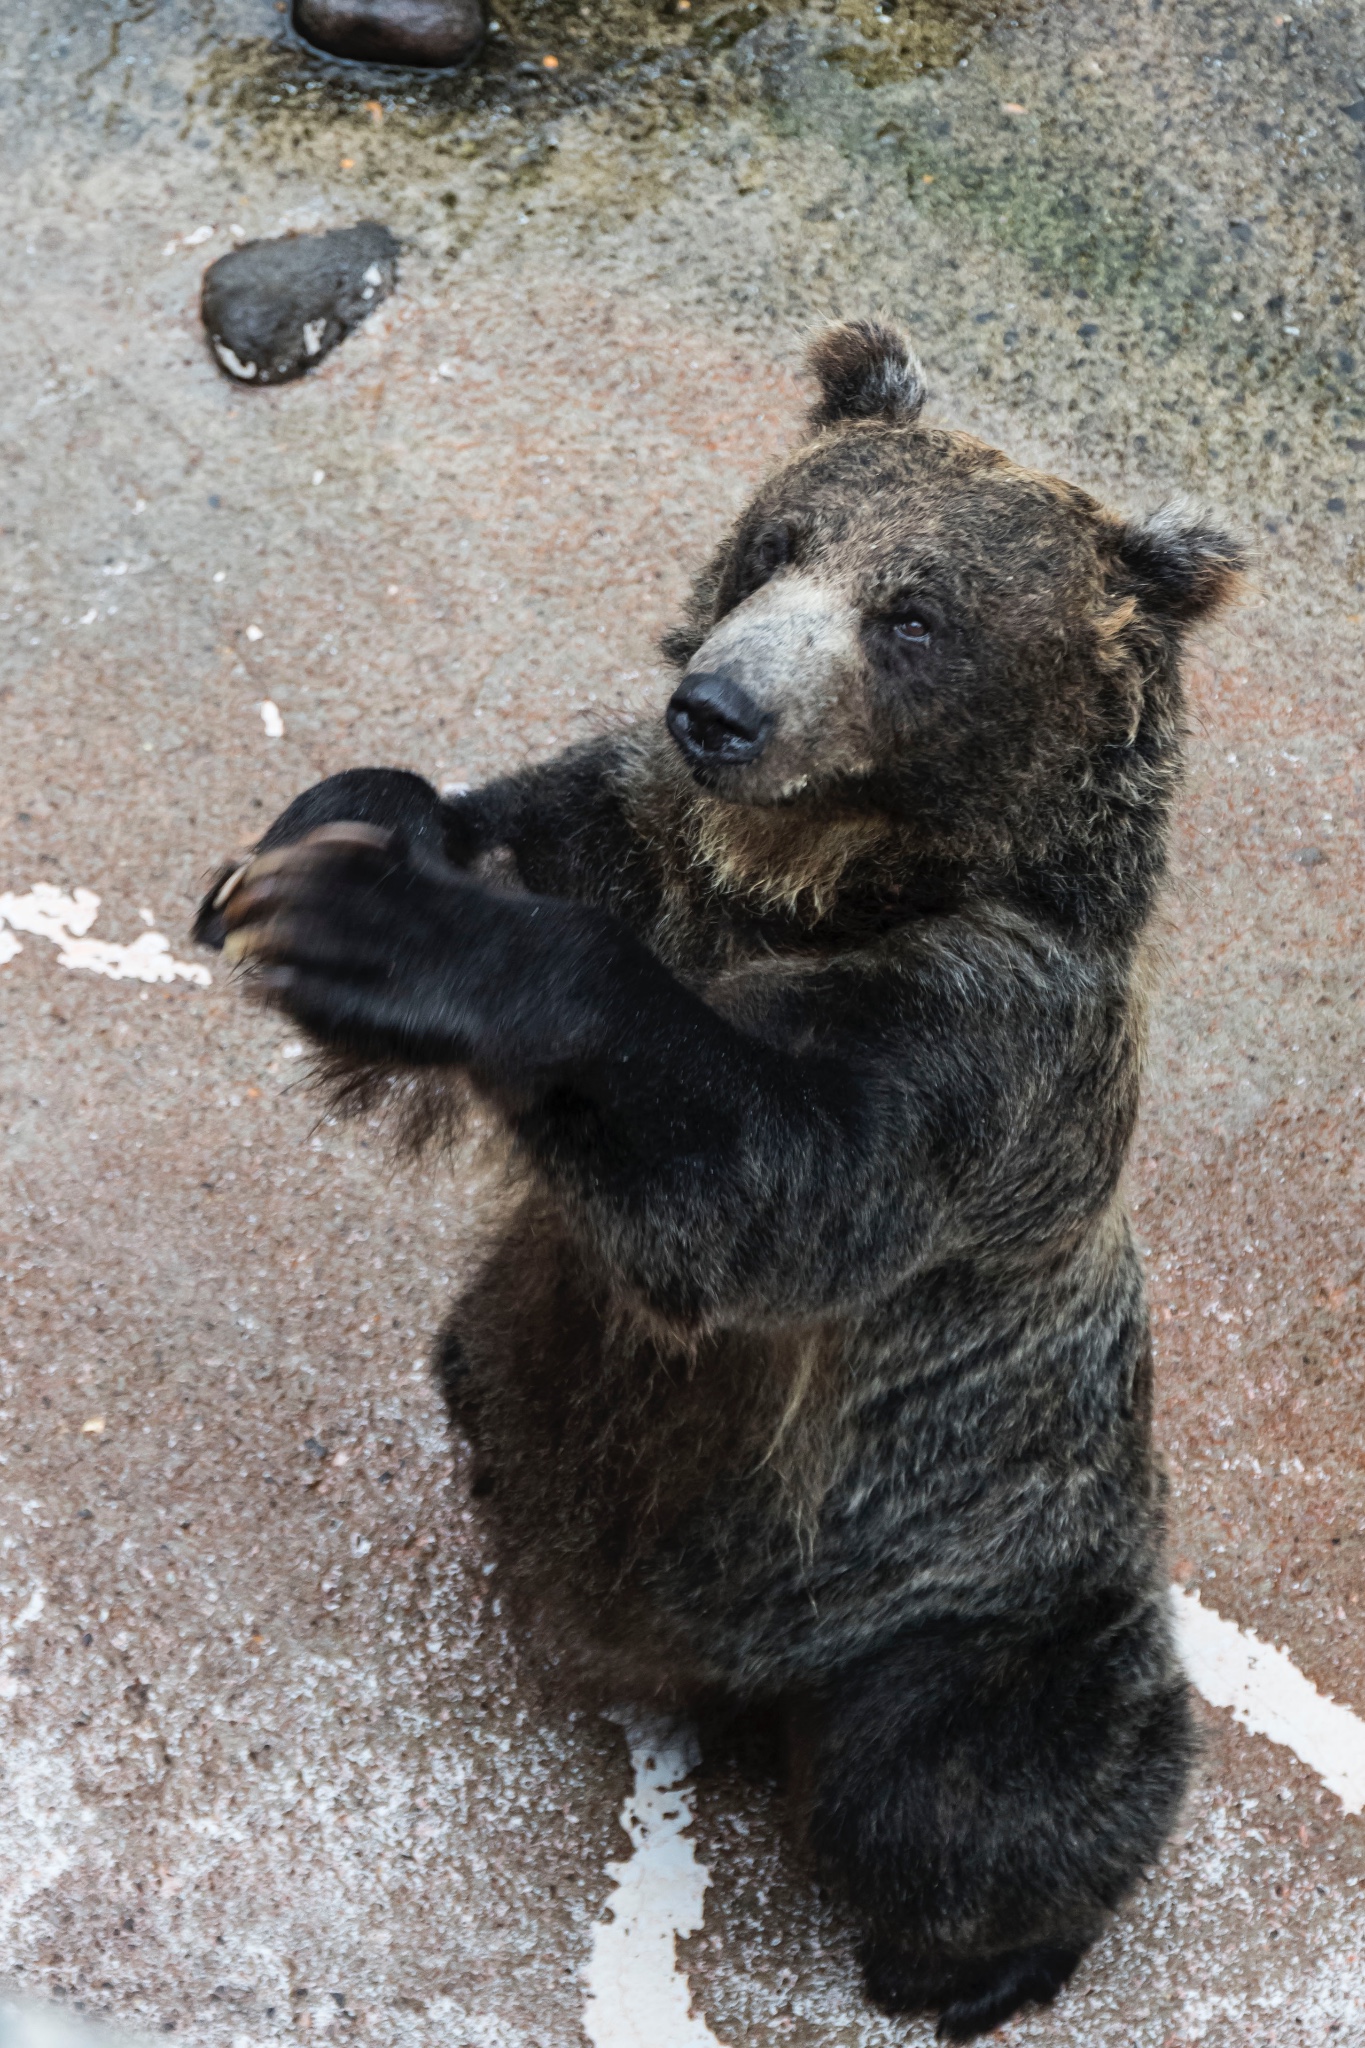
xmin=748 ymin=524 xmax=792 ymax=583
xmin=891 ymin=616 xmax=932 ymax=645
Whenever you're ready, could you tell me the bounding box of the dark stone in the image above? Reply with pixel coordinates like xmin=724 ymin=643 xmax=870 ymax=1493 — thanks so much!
xmin=201 ymin=222 xmax=399 ymax=387
xmin=292 ymin=0 xmax=485 ymax=68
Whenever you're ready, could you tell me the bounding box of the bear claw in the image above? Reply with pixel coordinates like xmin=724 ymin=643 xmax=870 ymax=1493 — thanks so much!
xmin=212 ymin=861 xmax=253 ymax=913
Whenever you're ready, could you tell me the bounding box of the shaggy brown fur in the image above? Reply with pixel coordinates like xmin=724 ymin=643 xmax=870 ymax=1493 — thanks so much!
xmin=194 ymin=319 xmax=1242 ymax=2041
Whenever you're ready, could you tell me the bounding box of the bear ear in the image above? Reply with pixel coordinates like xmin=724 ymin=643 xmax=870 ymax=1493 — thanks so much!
xmin=1113 ymin=505 xmax=1246 ymax=623
xmin=805 ymin=318 xmax=927 ymax=432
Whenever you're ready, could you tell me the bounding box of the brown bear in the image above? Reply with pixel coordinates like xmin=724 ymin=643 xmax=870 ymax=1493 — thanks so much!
xmin=195 ymin=319 xmax=1242 ymax=2041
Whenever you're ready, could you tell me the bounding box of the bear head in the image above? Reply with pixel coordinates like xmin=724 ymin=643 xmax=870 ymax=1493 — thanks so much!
xmin=660 ymin=319 xmax=1242 ymax=923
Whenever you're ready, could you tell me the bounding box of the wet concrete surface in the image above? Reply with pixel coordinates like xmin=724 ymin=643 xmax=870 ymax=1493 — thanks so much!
xmin=1 ymin=0 xmax=1363 ymax=2042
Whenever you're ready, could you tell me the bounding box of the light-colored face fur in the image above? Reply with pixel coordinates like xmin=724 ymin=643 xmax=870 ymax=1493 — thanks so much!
xmin=683 ymin=571 xmax=876 ymax=805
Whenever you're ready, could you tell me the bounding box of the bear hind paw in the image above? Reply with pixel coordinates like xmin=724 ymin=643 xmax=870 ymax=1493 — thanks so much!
xmin=862 ymin=1939 xmax=1083 ymax=2042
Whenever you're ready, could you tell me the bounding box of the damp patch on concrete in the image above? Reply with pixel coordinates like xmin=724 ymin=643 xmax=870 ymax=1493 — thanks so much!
xmin=193 ymin=0 xmax=1011 ymax=142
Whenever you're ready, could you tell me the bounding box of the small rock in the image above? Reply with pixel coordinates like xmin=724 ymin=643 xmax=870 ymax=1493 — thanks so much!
xmin=292 ymin=0 xmax=485 ymax=68
xmin=1293 ymin=846 xmax=1327 ymax=867
xmin=201 ymin=222 xmax=399 ymax=387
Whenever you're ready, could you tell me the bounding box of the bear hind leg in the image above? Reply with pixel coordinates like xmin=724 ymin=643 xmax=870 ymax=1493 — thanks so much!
xmin=808 ymin=1592 xmax=1192 ymax=2043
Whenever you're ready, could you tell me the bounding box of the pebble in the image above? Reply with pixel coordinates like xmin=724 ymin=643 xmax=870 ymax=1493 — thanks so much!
xmin=291 ymin=0 xmax=486 ymax=69
xmin=200 ymin=222 xmax=399 ymax=387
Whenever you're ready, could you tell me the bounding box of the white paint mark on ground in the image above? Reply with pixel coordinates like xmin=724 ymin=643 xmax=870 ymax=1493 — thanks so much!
xmin=163 ymin=223 xmax=215 ymax=255
xmin=9 ymin=1591 xmax=45 ymax=1632
xmin=0 ymin=1742 xmax=81 ymax=1961
xmin=583 ymin=1711 xmax=722 ymax=2048
xmin=0 ymin=886 xmax=210 ymax=987
xmin=1174 ymin=1585 xmax=1365 ymax=1814
xmin=0 ymin=1997 xmax=146 ymax=2048
xmin=259 ymin=699 xmax=285 ymax=739
xmin=0 ymin=1589 xmax=82 ymax=1953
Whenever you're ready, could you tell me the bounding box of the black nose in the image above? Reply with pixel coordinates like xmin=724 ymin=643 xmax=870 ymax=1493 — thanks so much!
xmin=666 ymin=671 xmax=772 ymax=765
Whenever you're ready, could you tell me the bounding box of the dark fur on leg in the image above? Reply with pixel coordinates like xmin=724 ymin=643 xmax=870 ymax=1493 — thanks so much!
xmin=812 ymin=1590 xmax=1192 ymax=2039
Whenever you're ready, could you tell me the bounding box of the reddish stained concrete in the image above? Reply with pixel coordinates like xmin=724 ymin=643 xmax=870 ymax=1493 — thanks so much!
xmin=1139 ymin=619 xmax=1365 ymax=1711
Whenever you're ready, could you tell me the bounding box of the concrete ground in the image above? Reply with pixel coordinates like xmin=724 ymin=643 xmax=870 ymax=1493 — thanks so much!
xmin=1 ymin=0 xmax=1363 ymax=2042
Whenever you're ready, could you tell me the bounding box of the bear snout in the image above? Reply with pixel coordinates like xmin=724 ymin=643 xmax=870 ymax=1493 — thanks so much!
xmin=667 ymin=670 xmax=774 ymax=768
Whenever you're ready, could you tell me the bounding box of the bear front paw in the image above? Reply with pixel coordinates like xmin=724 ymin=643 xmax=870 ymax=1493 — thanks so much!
xmin=216 ymin=823 xmax=470 ymax=1063
xmin=194 ymin=767 xmax=448 ymax=953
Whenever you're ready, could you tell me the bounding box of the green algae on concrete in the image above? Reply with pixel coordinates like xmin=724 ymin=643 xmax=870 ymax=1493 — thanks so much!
xmin=820 ymin=0 xmax=1012 ymax=91
xmin=192 ymin=0 xmax=1012 ymax=158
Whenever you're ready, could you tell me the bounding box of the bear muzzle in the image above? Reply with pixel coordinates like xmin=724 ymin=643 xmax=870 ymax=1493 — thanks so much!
xmin=668 ymin=574 xmax=874 ymax=802
xmin=667 ymin=670 xmax=774 ymax=768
